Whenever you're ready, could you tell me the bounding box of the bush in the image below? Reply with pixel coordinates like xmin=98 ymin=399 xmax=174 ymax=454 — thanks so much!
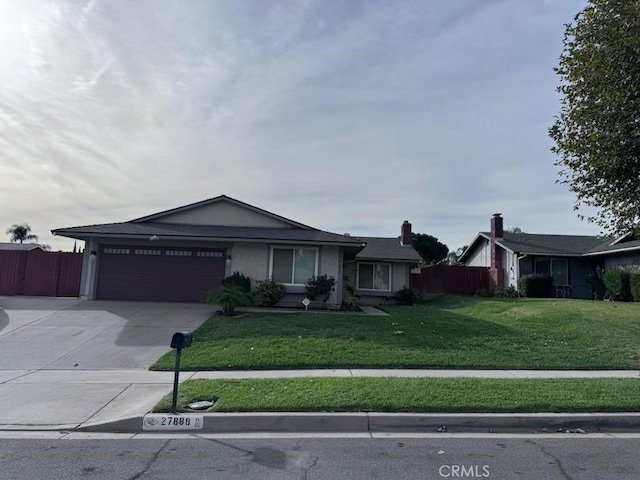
xmin=586 ymin=266 xmax=607 ymax=300
xmin=222 ymin=271 xmax=252 ymax=293
xmin=395 ymin=286 xmax=421 ymax=305
xmin=630 ymin=273 xmax=640 ymax=302
xmin=604 ymin=269 xmax=631 ymax=301
xmin=205 ymin=284 xmax=253 ymax=316
xmin=256 ymin=279 xmax=287 ymax=306
xmin=342 ymin=294 xmax=359 ymax=311
xmin=518 ymin=274 xmax=553 ymax=298
xmin=495 ymin=285 xmax=519 ymax=298
xmin=305 ymin=275 xmax=336 ymax=305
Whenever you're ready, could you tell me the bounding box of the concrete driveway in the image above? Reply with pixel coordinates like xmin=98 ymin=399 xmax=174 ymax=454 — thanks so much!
xmin=0 ymin=297 xmax=215 ymax=370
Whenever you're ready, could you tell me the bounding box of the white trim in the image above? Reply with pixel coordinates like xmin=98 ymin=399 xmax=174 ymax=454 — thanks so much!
xmin=356 ymin=262 xmax=392 ymax=292
xmin=269 ymin=246 xmax=319 ymax=286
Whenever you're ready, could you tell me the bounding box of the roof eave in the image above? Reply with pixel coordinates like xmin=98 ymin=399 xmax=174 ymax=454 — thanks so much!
xmin=51 ymin=230 xmax=360 ymax=246
xmin=584 ymin=245 xmax=640 ymax=256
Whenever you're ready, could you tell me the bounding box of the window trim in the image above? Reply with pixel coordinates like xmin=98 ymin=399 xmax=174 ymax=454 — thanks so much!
xmin=356 ymin=262 xmax=392 ymax=292
xmin=269 ymin=246 xmax=319 ymax=286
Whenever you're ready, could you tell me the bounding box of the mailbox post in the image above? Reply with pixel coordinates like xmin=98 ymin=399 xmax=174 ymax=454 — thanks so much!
xmin=170 ymin=331 xmax=193 ymax=414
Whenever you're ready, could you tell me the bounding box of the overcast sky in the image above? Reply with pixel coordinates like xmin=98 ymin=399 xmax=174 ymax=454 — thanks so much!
xmin=1 ymin=0 xmax=593 ymax=252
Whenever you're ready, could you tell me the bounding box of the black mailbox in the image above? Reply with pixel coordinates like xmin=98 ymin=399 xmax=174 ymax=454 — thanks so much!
xmin=171 ymin=331 xmax=193 ymax=349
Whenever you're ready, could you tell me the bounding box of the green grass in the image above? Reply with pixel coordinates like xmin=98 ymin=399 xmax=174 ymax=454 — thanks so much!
xmin=150 ymin=296 xmax=640 ymax=371
xmin=152 ymin=377 xmax=640 ymax=413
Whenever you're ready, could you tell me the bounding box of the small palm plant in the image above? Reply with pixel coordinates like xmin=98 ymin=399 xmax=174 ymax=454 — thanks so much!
xmin=205 ymin=285 xmax=254 ymax=316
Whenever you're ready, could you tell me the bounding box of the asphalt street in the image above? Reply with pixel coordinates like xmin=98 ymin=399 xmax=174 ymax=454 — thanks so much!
xmin=1 ymin=434 xmax=639 ymax=480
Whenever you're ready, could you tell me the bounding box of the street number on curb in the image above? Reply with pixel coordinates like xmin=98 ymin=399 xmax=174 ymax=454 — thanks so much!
xmin=142 ymin=414 xmax=204 ymax=431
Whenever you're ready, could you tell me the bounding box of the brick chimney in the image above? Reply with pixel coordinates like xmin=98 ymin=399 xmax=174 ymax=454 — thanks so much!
xmin=401 ymin=220 xmax=412 ymax=246
xmin=491 ymin=213 xmax=503 ymax=240
xmin=490 ymin=213 xmax=503 ymax=290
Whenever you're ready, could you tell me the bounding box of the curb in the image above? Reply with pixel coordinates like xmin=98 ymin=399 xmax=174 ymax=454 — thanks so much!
xmin=76 ymin=412 xmax=640 ymax=434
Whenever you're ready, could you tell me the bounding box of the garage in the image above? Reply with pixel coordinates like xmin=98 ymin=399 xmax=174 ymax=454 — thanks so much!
xmin=96 ymin=246 xmax=226 ymax=302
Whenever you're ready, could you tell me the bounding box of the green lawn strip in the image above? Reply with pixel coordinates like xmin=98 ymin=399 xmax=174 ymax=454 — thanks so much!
xmin=150 ymin=297 xmax=640 ymax=371
xmin=151 ymin=377 xmax=640 ymax=413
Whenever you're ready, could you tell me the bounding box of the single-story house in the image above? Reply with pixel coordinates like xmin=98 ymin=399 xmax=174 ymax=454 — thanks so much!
xmin=459 ymin=213 xmax=640 ymax=299
xmin=52 ymin=195 xmax=422 ymax=306
xmin=0 ymin=243 xmax=46 ymax=251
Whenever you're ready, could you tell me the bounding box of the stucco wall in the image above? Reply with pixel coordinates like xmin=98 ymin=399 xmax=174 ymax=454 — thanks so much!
xmin=392 ymin=263 xmax=410 ymax=291
xmin=228 ymin=242 xmax=270 ymax=286
xmin=319 ymin=246 xmax=341 ymax=304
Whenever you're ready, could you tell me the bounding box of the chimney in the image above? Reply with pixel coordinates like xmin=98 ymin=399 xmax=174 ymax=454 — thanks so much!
xmin=491 ymin=213 xmax=503 ymax=239
xmin=490 ymin=213 xmax=503 ymax=290
xmin=401 ymin=220 xmax=412 ymax=246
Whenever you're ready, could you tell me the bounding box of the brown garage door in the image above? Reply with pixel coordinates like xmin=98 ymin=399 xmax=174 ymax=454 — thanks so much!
xmin=96 ymin=246 xmax=226 ymax=302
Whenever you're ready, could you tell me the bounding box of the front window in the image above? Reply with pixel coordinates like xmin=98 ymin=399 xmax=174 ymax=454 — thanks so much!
xmin=270 ymin=247 xmax=318 ymax=285
xmin=357 ymin=263 xmax=391 ymax=291
xmin=535 ymin=258 xmax=568 ymax=285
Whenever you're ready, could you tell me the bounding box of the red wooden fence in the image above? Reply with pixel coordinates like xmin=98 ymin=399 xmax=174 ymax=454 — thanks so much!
xmin=410 ymin=265 xmax=491 ymax=296
xmin=0 ymin=251 xmax=83 ymax=297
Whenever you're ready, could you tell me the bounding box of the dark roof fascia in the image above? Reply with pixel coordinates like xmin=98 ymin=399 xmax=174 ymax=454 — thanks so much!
xmin=129 ymin=195 xmax=315 ymax=230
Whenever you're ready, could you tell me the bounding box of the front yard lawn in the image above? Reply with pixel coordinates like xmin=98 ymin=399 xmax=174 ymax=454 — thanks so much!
xmin=152 ymin=377 xmax=640 ymax=413
xmin=150 ymin=296 xmax=640 ymax=371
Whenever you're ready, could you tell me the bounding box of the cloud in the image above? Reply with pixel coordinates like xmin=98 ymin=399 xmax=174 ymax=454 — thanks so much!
xmin=0 ymin=0 xmax=592 ymax=251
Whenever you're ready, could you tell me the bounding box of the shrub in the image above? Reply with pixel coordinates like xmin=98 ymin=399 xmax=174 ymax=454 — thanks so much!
xmin=305 ymin=275 xmax=336 ymax=305
xmin=222 ymin=271 xmax=252 ymax=293
xmin=342 ymin=294 xmax=359 ymax=311
xmin=256 ymin=279 xmax=287 ymax=306
xmin=630 ymin=273 xmax=640 ymax=302
xmin=604 ymin=268 xmax=631 ymax=301
xmin=518 ymin=274 xmax=552 ymax=298
xmin=586 ymin=266 xmax=607 ymax=300
xmin=495 ymin=285 xmax=519 ymax=298
xmin=205 ymin=284 xmax=253 ymax=316
xmin=395 ymin=286 xmax=421 ymax=305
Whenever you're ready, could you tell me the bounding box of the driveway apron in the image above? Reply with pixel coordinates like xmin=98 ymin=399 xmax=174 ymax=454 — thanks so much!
xmin=0 ymin=297 xmax=214 ymax=370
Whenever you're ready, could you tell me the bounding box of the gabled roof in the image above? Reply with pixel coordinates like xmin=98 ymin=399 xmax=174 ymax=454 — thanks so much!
xmin=354 ymin=237 xmax=423 ymax=263
xmin=53 ymin=194 xmax=364 ymax=246
xmin=494 ymin=232 xmax=605 ymax=256
xmin=459 ymin=230 xmax=640 ymax=262
xmin=131 ymin=195 xmax=314 ymax=229
xmin=0 ymin=242 xmax=45 ymax=251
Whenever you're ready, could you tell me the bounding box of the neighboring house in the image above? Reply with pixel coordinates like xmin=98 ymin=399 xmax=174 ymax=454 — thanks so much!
xmin=459 ymin=213 xmax=640 ymax=299
xmin=52 ymin=195 xmax=421 ymax=306
xmin=0 ymin=243 xmax=45 ymax=251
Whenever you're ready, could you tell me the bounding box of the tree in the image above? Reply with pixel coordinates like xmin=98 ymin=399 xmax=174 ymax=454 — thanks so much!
xmin=549 ymin=0 xmax=640 ymax=235
xmin=411 ymin=233 xmax=448 ymax=264
xmin=445 ymin=245 xmax=469 ymax=265
xmin=6 ymin=224 xmax=38 ymax=243
xmin=506 ymin=227 xmax=524 ymax=234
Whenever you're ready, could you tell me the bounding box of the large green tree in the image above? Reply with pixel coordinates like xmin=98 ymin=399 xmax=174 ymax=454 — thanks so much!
xmin=412 ymin=233 xmax=448 ymax=265
xmin=6 ymin=224 xmax=38 ymax=243
xmin=549 ymin=0 xmax=640 ymax=235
